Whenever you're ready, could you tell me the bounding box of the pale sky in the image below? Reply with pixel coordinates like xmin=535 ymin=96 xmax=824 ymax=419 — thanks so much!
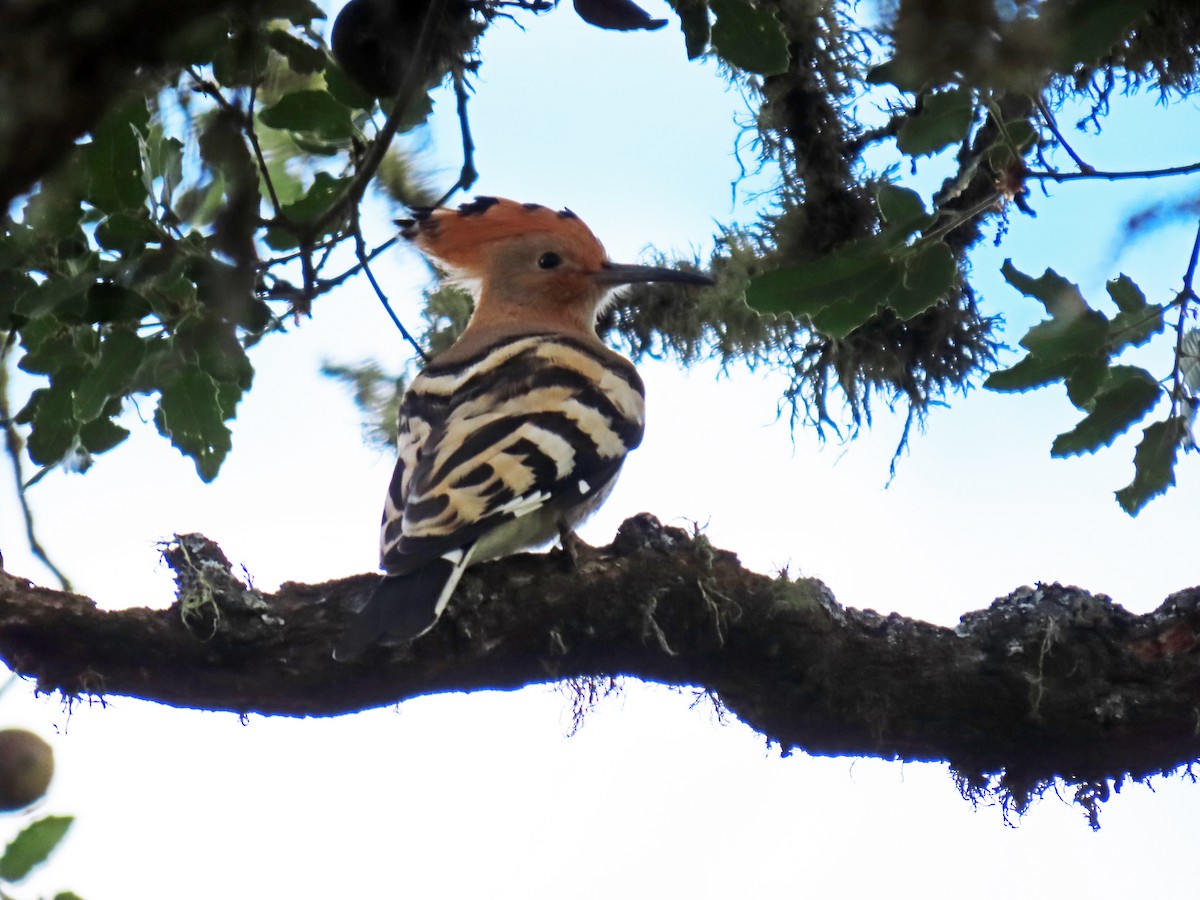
xmin=2 ymin=3 xmax=1199 ymax=897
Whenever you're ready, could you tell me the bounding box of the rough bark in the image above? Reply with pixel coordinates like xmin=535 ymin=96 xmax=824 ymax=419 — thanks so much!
xmin=1 ymin=514 xmax=1198 ymax=823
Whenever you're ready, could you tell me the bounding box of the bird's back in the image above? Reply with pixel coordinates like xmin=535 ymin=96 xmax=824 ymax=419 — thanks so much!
xmin=381 ymin=330 xmax=645 ymax=573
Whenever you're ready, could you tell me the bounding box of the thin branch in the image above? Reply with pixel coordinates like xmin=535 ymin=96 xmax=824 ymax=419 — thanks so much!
xmin=1025 ymin=161 xmax=1200 ymax=182
xmin=435 ymin=69 xmax=479 ymax=208
xmin=1034 ymin=94 xmax=1095 ymax=175
xmin=316 ymin=234 xmax=404 ymax=291
xmin=246 ymin=83 xmax=284 ymax=218
xmin=308 ymin=2 xmax=450 ymax=239
xmin=0 ymin=337 xmax=71 ymax=590
xmin=351 ymin=208 xmax=429 ymax=362
xmin=1170 ymin=218 xmax=1200 ymax=418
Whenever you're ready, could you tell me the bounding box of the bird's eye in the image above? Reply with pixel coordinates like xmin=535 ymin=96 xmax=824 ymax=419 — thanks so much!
xmin=538 ymin=252 xmax=562 ymax=270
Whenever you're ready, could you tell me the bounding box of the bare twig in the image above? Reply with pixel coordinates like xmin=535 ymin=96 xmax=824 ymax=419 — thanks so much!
xmin=1170 ymin=218 xmax=1200 ymax=418
xmin=435 ymin=69 xmax=479 ymax=208
xmin=1025 ymin=161 xmax=1200 ymax=183
xmin=351 ymin=208 xmax=429 ymax=362
xmin=0 ymin=335 xmax=72 ymax=590
xmin=247 ymin=83 xmax=284 ymax=218
xmin=1034 ymin=95 xmax=1095 ymax=175
xmin=316 ymin=234 xmax=404 ymax=291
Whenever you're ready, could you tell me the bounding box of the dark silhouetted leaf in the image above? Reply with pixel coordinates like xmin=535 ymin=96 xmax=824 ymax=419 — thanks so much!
xmin=985 ymin=353 xmax=1072 ymax=393
xmin=710 ymin=0 xmax=789 ymax=75
xmin=665 ymin=0 xmax=711 ymax=58
xmin=73 ymin=329 xmax=147 ymax=422
xmin=1051 ymin=366 xmax=1161 ymax=457
xmin=80 ymin=98 xmax=149 ymax=212
xmin=79 ymin=415 xmax=130 ymax=454
xmin=1106 ymin=274 xmax=1163 ymax=351
xmin=897 ymin=88 xmax=973 ymax=157
xmin=155 ymin=366 xmax=232 ymax=482
xmin=95 ymin=212 xmax=161 ymax=255
xmin=876 ymin=184 xmax=931 ymax=233
xmin=1064 ymin=354 xmax=1109 ymax=409
xmin=267 ymin=29 xmax=327 ymax=75
xmin=23 ymin=384 xmax=78 ymax=466
xmin=1058 ymin=0 xmax=1152 ymax=68
xmin=1115 ymin=417 xmax=1187 ymax=515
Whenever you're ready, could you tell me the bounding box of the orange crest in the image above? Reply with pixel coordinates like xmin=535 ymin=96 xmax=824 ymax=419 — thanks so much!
xmin=398 ymin=197 xmax=607 ymax=275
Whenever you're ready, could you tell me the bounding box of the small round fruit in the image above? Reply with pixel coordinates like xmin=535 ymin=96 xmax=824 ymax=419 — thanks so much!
xmin=0 ymin=730 xmax=54 ymax=811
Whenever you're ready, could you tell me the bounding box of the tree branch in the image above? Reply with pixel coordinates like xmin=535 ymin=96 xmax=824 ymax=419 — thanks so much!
xmin=1 ymin=515 xmax=1198 ymax=819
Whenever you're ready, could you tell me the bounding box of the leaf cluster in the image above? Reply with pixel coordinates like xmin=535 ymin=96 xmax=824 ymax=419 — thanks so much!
xmin=1 ymin=0 xmax=453 ymax=482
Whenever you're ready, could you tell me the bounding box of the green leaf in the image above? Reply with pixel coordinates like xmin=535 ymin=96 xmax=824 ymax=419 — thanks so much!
xmin=52 ymin=892 xmax=85 ymax=900
xmin=1064 ymin=354 xmax=1109 ymax=409
xmin=154 ymin=366 xmax=233 ymax=482
xmin=810 ymin=271 xmax=899 ymax=338
xmin=324 ymin=63 xmax=377 ymax=111
xmin=0 ymin=816 xmax=74 ymax=882
xmin=876 ymin=185 xmax=931 ymax=233
xmin=23 ymin=384 xmax=79 ymax=466
xmin=259 ymin=90 xmax=355 ymax=141
xmin=79 ymin=415 xmax=130 ymax=454
xmin=888 ymin=242 xmax=957 ymax=320
xmin=985 ymin=353 xmax=1072 ymax=393
xmin=260 ymin=0 xmax=325 ymax=23
xmin=267 ymin=29 xmax=326 ymax=75
xmin=84 ymin=282 xmax=151 ymax=324
xmin=1115 ymin=417 xmax=1187 ymax=515
xmin=1001 ymin=259 xmax=1087 ymax=318
xmin=73 ymin=329 xmax=147 ymax=422
xmin=281 ymin=172 xmax=352 ymax=224
xmin=14 ymin=274 xmax=91 ymax=323
xmin=1051 ymin=366 xmax=1161 ymax=457
xmin=745 ymin=247 xmax=896 ymax=317
xmin=80 ymin=98 xmax=149 ymax=213
xmin=1057 ymin=0 xmax=1152 ymax=69
xmin=665 ymin=0 xmax=711 ymax=59
xmin=866 ymin=58 xmax=925 ymax=93
xmin=1106 ymin=274 xmax=1147 ymax=314
xmin=710 ymin=0 xmax=790 ymax=75
xmin=1107 ymin=275 xmax=1163 ymax=351
xmin=1020 ymin=309 xmax=1109 ymax=360
xmin=896 ymin=88 xmax=973 ymax=157
xmin=95 ymin=211 xmax=161 ymax=255
xmin=1004 ymin=261 xmax=1110 ymax=361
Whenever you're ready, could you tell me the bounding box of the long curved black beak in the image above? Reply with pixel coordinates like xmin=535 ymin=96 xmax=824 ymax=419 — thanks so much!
xmin=593 ymin=261 xmax=715 ymax=287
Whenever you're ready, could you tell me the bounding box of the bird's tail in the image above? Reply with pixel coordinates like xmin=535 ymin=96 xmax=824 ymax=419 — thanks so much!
xmin=333 ymin=555 xmax=469 ymax=661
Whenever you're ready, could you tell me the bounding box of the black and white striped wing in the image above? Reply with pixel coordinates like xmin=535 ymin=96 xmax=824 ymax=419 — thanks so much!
xmin=379 ymin=334 xmax=645 ymax=572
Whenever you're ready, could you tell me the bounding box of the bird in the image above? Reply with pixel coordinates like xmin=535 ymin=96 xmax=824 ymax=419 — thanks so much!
xmin=333 ymin=196 xmax=713 ymax=660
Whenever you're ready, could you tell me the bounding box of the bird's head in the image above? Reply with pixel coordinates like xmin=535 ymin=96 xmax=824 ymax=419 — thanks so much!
xmin=398 ymin=197 xmax=713 ymax=337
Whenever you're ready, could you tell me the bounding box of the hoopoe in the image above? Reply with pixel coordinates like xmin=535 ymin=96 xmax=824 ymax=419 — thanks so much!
xmin=333 ymin=196 xmax=713 ymax=660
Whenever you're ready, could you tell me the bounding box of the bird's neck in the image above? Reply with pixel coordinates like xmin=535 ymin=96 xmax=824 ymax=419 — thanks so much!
xmin=439 ymin=286 xmax=604 ymax=363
